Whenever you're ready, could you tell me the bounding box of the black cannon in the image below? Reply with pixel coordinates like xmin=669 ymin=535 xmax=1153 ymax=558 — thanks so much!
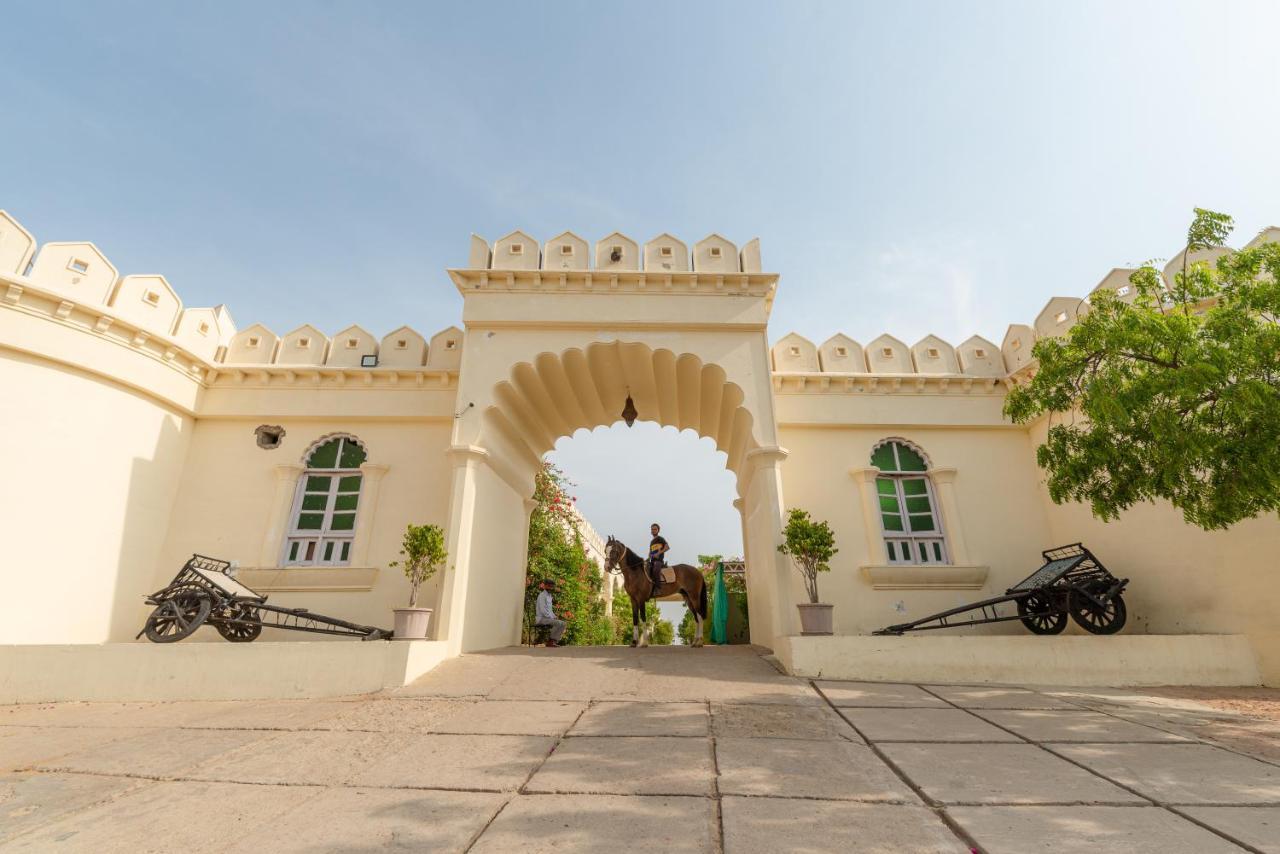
xmin=874 ymin=543 xmax=1129 ymax=636
xmin=138 ymin=554 xmax=391 ymax=643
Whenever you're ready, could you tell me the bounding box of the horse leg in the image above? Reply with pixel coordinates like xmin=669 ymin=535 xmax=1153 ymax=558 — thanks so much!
xmin=629 ymin=601 xmax=639 ymax=648
xmin=694 ymin=579 xmax=707 ymax=647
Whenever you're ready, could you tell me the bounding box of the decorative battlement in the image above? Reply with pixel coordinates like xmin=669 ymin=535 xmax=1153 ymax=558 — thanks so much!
xmin=771 ymin=225 xmax=1280 ymax=380
xmin=466 ymin=230 xmax=763 ymax=274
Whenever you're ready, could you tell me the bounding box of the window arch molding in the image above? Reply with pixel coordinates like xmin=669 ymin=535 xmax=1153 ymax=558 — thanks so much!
xmin=283 ymin=433 xmax=371 ymax=566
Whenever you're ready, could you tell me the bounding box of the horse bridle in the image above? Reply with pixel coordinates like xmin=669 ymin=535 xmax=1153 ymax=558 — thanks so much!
xmin=604 ymin=536 xmax=641 ymax=576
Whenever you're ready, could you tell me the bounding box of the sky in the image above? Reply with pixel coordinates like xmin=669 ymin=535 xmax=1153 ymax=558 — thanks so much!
xmin=5 ymin=1 xmax=1280 ymax=576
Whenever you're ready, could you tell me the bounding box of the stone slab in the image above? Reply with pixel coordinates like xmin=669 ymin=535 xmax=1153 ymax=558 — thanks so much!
xmin=926 ymin=686 xmax=1079 ymax=709
xmin=353 ymin=733 xmax=554 ymax=791
xmin=0 ymin=701 xmax=226 ymax=729
xmin=977 ymin=710 xmax=1188 ymax=742
xmin=188 ymin=729 xmax=399 ymax=785
xmin=840 ymin=707 xmax=1020 ymax=742
xmin=470 ymin=793 xmax=715 ymax=853
xmin=319 ymin=697 xmax=474 ymax=733
xmin=431 ymin=700 xmax=586 ymax=735
xmin=570 ymin=701 xmax=709 ymax=737
xmin=721 ymin=797 xmax=966 ymax=854
xmin=1052 ymin=743 xmax=1280 ymax=804
xmin=880 ymin=743 xmax=1143 ymax=805
xmin=525 ymin=735 xmax=713 ymax=796
xmin=0 ymin=725 xmax=145 ymax=772
xmin=0 ymin=772 xmax=144 ymax=843
xmin=948 ymin=805 xmax=1245 ymax=853
xmin=37 ymin=727 xmax=270 ymax=778
xmin=0 ymin=779 xmax=317 ymax=852
xmin=226 ymin=787 xmax=508 ymax=853
xmin=186 ymin=698 xmax=352 ymax=730
xmin=814 ymin=681 xmax=949 ymax=708
xmin=1180 ymin=806 xmax=1280 ymax=854
xmin=711 ymin=702 xmax=858 ymax=741
xmin=716 ymin=736 xmax=917 ymax=802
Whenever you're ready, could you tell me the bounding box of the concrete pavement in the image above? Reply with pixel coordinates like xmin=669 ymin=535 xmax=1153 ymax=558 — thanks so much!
xmin=2 ymin=644 xmax=1278 ymax=852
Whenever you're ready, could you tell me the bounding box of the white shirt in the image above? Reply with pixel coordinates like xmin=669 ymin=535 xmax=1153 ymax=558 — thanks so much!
xmin=535 ymin=590 xmax=556 ymax=623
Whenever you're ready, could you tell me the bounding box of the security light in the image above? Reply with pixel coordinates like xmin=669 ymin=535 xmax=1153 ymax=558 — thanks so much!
xmin=361 ymin=354 xmax=378 ymax=367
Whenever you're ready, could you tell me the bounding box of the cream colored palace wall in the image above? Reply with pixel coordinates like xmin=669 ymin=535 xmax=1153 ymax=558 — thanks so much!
xmin=153 ymin=418 xmax=456 ymax=639
xmin=0 ymin=349 xmax=193 ymax=643
xmin=1027 ymin=419 xmax=1280 ymax=684
xmin=777 ymin=422 xmax=1054 ymax=636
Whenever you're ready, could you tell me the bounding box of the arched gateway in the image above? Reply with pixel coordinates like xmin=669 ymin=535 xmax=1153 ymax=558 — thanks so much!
xmin=435 ymin=261 xmax=794 ymax=653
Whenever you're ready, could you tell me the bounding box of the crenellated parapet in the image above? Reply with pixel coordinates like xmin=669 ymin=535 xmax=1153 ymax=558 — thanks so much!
xmin=771 ymin=224 xmax=1280 ymax=385
xmin=470 ymin=230 xmax=764 ymax=274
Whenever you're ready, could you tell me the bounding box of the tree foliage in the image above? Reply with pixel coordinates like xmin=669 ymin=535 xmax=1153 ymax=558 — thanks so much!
xmin=522 ymin=462 xmax=613 ymax=645
xmin=388 ymin=523 xmax=447 ymax=608
xmin=677 ymin=554 xmax=749 ymax=645
xmin=1005 ymin=209 xmax=1280 ymax=530
xmin=777 ymin=509 xmax=837 ymax=603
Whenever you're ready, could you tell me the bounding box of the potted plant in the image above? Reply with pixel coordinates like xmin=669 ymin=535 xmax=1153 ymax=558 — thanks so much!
xmin=388 ymin=522 xmax=447 ymax=639
xmin=777 ymin=508 xmax=837 ymax=635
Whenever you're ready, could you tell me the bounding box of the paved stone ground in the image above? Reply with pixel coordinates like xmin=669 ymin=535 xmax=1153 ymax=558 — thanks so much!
xmin=2 ymin=645 xmax=1279 ymax=852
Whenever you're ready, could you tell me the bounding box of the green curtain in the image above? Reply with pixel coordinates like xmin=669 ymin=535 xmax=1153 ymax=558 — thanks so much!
xmin=711 ymin=562 xmax=729 ymax=644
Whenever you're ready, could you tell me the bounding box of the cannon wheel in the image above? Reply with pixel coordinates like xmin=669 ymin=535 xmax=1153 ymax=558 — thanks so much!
xmin=1070 ymin=591 xmax=1127 ymax=635
xmin=215 ymin=605 xmax=263 ymax=643
xmin=144 ymin=592 xmax=211 ymax=643
xmin=1017 ymin=591 xmax=1068 ymax=635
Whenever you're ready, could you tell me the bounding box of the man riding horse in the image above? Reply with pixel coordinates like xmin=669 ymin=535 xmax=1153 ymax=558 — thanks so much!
xmin=647 ymin=522 xmax=669 ymax=597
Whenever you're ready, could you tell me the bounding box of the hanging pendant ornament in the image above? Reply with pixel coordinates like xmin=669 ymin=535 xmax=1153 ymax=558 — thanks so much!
xmin=621 ymin=393 xmax=638 ymax=428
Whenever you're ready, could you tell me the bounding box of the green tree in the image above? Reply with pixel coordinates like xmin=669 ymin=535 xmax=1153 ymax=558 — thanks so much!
xmin=523 ymin=462 xmax=613 ymax=645
xmin=1004 ymin=209 xmax=1280 ymax=530
xmin=777 ymin=509 xmax=837 ymax=603
xmin=388 ymin=523 xmax=447 ymax=608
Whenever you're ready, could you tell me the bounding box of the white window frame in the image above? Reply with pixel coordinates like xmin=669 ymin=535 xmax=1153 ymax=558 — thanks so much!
xmin=872 ymin=440 xmax=950 ymax=566
xmin=283 ymin=436 xmax=365 ymax=567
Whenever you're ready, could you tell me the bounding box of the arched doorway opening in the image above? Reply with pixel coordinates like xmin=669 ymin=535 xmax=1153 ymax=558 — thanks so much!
xmin=435 ymin=341 xmax=793 ymax=654
xmin=544 ymin=420 xmax=745 ymax=645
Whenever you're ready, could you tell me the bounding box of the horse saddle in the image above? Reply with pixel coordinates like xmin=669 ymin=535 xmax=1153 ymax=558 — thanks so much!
xmin=658 ymin=566 xmax=675 ymax=584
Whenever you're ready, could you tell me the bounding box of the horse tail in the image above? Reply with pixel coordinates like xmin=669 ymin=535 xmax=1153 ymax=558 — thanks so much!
xmin=698 ymin=576 xmax=708 ymax=620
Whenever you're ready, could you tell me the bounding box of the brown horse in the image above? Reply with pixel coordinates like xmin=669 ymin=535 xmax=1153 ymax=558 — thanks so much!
xmin=604 ymin=536 xmax=708 ymax=647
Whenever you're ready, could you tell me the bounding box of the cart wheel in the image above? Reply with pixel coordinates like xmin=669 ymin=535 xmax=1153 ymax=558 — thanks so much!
xmin=1070 ymin=591 xmax=1127 ymax=635
xmin=1017 ymin=592 xmax=1067 ymax=635
xmin=215 ymin=605 xmax=263 ymax=643
xmin=143 ymin=593 xmax=211 ymax=643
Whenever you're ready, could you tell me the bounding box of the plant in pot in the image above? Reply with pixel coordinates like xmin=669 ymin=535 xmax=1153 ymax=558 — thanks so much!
xmin=777 ymin=508 xmax=838 ymax=635
xmin=388 ymin=522 xmax=447 ymax=640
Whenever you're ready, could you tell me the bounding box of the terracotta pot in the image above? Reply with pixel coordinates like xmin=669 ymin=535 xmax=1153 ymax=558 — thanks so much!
xmin=393 ymin=607 xmax=433 ymax=640
xmin=797 ymin=603 xmax=834 ymax=635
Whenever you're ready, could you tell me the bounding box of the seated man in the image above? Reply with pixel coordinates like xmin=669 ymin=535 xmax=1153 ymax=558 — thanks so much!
xmin=534 ymin=579 xmax=566 ymax=647
xmin=647 ymin=522 xmax=669 ymax=598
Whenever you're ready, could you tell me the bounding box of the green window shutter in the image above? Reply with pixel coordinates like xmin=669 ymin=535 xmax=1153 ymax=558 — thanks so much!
xmin=881 ymin=513 xmax=904 ymax=532
xmin=871 ymin=444 xmax=896 ymax=471
xmin=330 ymin=513 xmax=356 ymax=531
xmin=897 ymin=444 xmax=928 ymax=472
xmin=308 ymin=439 xmax=340 ymax=469
xmin=334 ymin=493 xmax=359 ymax=512
xmin=339 ymin=439 xmax=367 ymax=468
xmin=301 ymin=494 xmax=328 ymax=511
xmin=337 ymin=475 xmax=363 ymax=492
xmin=305 ymin=475 xmax=332 ymax=492
xmin=907 ymin=514 xmax=936 ymax=532
xmin=297 ymin=513 xmax=324 ymax=530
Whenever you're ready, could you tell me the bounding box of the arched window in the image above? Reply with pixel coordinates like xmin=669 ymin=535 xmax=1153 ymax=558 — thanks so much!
xmin=871 ymin=440 xmax=949 ymax=565
xmin=284 ymin=435 xmax=367 ymax=566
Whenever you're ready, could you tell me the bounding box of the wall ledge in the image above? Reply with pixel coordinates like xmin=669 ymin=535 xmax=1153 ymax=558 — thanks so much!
xmin=238 ymin=566 xmax=378 ymax=592
xmin=859 ymin=563 xmax=989 ymax=590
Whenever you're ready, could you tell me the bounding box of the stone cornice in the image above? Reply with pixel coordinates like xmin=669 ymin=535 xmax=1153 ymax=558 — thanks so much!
xmin=771 ymin=372 xmax=1012 ymax=396
xmin=448 ymin=267 xmax=778 ymax=303
xmin=204 ymin=365 xmax=458 ymax=390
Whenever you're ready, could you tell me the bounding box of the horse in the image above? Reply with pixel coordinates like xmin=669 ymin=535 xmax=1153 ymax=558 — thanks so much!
xmin=604 ymin=536 xmax=708 ymax=648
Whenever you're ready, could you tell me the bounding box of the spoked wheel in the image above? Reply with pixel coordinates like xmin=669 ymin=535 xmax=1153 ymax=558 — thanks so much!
xmin=1017 ymin=591 xmax=1068 ymax=635
xmin=215 ymin=605 xmax=263 ymax=643
xmin=1070 ymin=590 xmax=1127 ymax=635
xmin=143 ymin=592 xmax=211 ymax=643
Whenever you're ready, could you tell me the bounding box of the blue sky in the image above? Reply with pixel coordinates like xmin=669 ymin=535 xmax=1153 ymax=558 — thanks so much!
xmin=5 ymin=1 xmax=1279 ymax=569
